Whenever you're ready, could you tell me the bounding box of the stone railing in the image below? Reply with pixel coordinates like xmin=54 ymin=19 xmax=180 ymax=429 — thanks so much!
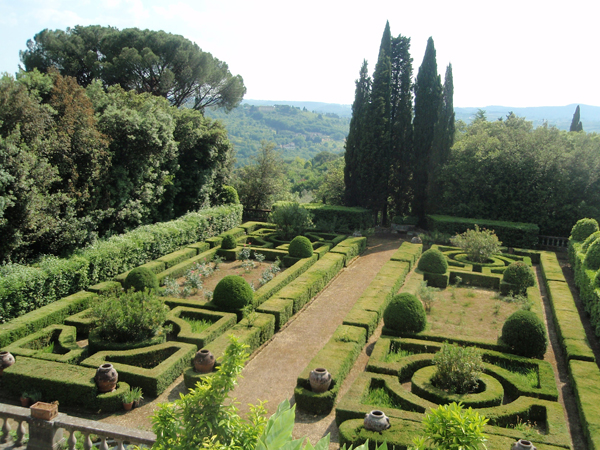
xmin=0 ymin=404 xmax=156 ymax=450
xmin=538 ymin=235 xmax=569 ymax=250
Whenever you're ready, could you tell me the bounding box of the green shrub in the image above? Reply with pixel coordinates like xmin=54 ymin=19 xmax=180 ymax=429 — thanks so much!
xmin=288 ymin=236 xmax=314 ymax=258
xmin=431 ymin=343 xmax=484 ymax=394
xmin=213 ymin=275 xmax=254 ymax=309
xmin=221 ymin=234 xmax=238 ymax=250
xmin=450 ymin=225 xmax=501 ymax=263
xmin=571 ymin=218 xmax=599 ymax=242
xmin=417 ymin=249 xmax=448 ymax=274
xmin=218 ymin=185 xmax=240 ymax=205
xmin=123 ymin=267 xmax=159 ymax=292
xmin=502 ymin=262 xmax=535 ymax=294
xmin=92 ymin=290 xmax=169 ymax=343
xmin=501 ymin=310 xmax=547 ymax=358
xmin=584 ymin=238 xmax=600 ymax=270
xmin=269 ymin=203 xmax=313 ymax=239
xmin=582 ymin=230 xmax=600 ymax=252
xmin=383 ymin=293 xmax=426 ymax=333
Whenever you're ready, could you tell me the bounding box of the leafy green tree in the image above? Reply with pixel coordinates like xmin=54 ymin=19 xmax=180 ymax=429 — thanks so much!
xmin=21 ymin=26 xmax=246 ymax=111
xmin=570 ymin=104 xmax=583 ymax=132
xmin=315 ymin=157 xmax=345 ymax=205
xmin=233 ymin=141 xmax=289 ymax=210
xmin=344 ymin=60 xmax=371 ymax=207
xmin=412 ymin=37 xmax=442 ymax=225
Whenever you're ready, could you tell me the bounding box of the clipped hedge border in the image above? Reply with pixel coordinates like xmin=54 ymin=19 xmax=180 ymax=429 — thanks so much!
xmin=64 ymin=308 xmax=96 ymax=337
xmin=157 ymin=248 xmax=218 ymax=284
xmin=81 ymin=341 xmax=197 ymax=397
xmin=294 ymin=325 xmax=366 ymax=414
xmin=4 ymin=324 xmax=86 ymax=364
xmin=166 ymin=307 xmax=237 ymax=349
xmin=427 ymin=214 xmax=539 ymax=249
xmin=390 ymin=241 xmax=423 ymax=269
xmin=272 ymin=203 xmax=374 ymax=232
xmin=569 ymin=360 xmax=600 ymax=450
xmin=2 ymin=355 xmax=129 ymax=412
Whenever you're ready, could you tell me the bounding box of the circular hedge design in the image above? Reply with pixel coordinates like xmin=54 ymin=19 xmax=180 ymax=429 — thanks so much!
xmin=383 ymin=293 xmax=427 ymax=334
xmin=411 ymin=365 xmax=504 ymax=408
xmin=213 ymin=275 xmax=254 ymax=309
xmin=453 ymin=253 xmax=506 ymax=268
xmin=288 ymin=235 xmax=314 ymax=258
xmin=502 ymin=262 xmax=535 ymax=294
xmin=123 ymin=266 xmax=159 ymax=292
xmin=571 ymin=218 xmax=599 ymax=241
xmin=417 ymin=249 xmax=448 ymax=274
xmin=501 ymin=310 xmax=547 ymax=358
xmin=221 ymin=234 xmax=237 ymax=250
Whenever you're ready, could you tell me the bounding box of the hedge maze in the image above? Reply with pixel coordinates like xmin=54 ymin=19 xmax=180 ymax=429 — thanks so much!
xmin=0 ymin=219 xmax=365 ymax=413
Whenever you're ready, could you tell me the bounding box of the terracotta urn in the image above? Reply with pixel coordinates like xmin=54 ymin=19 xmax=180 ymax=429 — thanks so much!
xmin=95 ymin=363 xmax=118 ymax=393
xmin=309 ymin=367 xmax=332 ymax=393
xmin=0 ymin=351 xmax=15 ymax=374
xmin=512 ymin=440 xmax=536 ymax=450
xmin=364 ymin=410 xmax=391 ymax=432
xmin=20 ymin=396 xmax=31 ymax=407
xmin=194 ymin=349 xmax=215 ymax=373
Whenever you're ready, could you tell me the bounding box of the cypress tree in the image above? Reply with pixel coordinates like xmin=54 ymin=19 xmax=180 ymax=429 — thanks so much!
xmin=412 ymin=37 xmax=442 ymax=225
xmin=344 ymin=60 xmax=371 ymax=206
xmin=427 ymin=63 xmax=455 ymax=214
xmin=389 ymin=34 xmax=414 ymax=217
xmin=570 ymin=105 xmax=583 ymax=132
xmin=365 ymin=21 xmax=392 ymax=223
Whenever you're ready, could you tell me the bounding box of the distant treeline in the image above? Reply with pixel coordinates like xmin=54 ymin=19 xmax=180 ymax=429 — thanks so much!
xmin=0 ymin=70 xmax=233 ymax=263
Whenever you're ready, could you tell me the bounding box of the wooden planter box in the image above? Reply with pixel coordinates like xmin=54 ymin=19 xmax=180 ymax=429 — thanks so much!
xmin=30 ymin=402 xmax=58 ymax=420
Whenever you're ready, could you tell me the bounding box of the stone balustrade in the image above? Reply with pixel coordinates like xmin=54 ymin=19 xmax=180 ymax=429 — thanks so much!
xmin=0 ymin=404 xmax=156 ymax=450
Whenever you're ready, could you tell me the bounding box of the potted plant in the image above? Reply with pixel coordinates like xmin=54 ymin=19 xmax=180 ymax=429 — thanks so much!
xmin=20 ymin=389 xmax=42 ymax=407
xmin=121 ymin=387 xmax=143 ymax=411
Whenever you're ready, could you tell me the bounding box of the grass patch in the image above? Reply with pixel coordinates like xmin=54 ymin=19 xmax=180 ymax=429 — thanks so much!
xmin=362 ymin=387 xmax=400 ymax=408
xmin=384 ymin=347 xmax=415 ymax=363
xmin=506 ymin=417 xmax=547 ymax=438
xmin=495 ymin=361 xmax=540 ymax=388
xmin=184 ymin=318 xmax=213 ymax=334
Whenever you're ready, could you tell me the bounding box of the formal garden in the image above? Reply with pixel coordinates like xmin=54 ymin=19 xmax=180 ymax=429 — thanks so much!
xmin=1 ymin=207 xmax=600 ymax=450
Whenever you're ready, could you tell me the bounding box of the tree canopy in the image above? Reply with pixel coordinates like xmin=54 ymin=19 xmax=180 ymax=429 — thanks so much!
xmin=20 ymin=25 xmax=246 ymax=111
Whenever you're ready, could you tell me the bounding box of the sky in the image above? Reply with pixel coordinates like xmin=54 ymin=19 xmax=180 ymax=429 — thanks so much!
xmin=0 ymin=0 xmax=599 ymax=108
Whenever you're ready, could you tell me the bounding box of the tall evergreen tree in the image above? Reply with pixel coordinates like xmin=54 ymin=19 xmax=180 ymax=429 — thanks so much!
xmin=365 ymin=22 xmax=392 ymax=223
xmin=389 ymin=35 xmax=414 ymax=217
xmin=412 ymin=37 xmax=442 ymax=225
xmin=427 ymin=63 xmax=455 ymax=214
xmin=570 ymin=105 xmax=583 ymax=132
xmin=344 ymin=60 xmax=371 ymax=206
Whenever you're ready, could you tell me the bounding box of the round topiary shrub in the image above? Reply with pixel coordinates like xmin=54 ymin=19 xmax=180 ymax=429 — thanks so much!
xmin=213 ymin=275 xmax=253 ymax=309
xmin=417 ymin=249 xmax=448 ymax=274
xmin=502 ymin=261 xmax=535 ymax=294
xmin=383 ymin=293 xmax=427 ymax=334
xmin=288 ymin=235 xmax=313 ymax=258
xmin=221 ymin=234 xmax=237 ymax=250
xmin=123 ymin=266 xmax=159 ymax=292
xmin=571 ymin=218 xmax=599 ymax=242
xmin=584 ymin=239 xmax=600 ymax=270
xmin=501 ymin=310 xmax=547 ymax=358
xmin=595 ymin=269 xmax=600 ymax=288
xmin=582 ymin=231 xmax=600 ymax=252
xmin=218 ymin=185 xmax=240 ymax=204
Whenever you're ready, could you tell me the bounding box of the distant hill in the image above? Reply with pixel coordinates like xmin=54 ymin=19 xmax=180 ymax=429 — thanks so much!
xmin=206 ymin=103 xmax=349 ymax=166
xmin=242 ymin=100 xmax=353 ymax=118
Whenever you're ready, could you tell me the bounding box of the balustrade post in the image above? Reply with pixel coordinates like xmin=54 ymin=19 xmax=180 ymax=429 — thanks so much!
xmin=26 ymin=416 xmax=64 ymax=450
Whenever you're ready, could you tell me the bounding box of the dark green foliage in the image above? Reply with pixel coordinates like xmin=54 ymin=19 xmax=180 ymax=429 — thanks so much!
xmin=417 ymin=249 xmax=448 ymax=274
xmin=213 ymin=275 xmax=253 ymax=309
xmin=92 ymin=290 xmax=169 ymax=344
xmin=288 ymin=236 xmax=314 ymax=258
xmin=21 ymin=26 xmax=245 ymax=111
xmin=582 ymin=230 xmax=600 ymax=252
xmin=584 ymin=239 xmax=600 ymax=270
xmin=571 ymin=218 xmax=599 ymax=241
xmin=502 ymin=262 xmax=535 ymax=294
xmin=218 ymin=186 xmax=239 ymax=205
xmin=221 ymin=234 xmax=237 ymax=250
xmin=570 ymin=105 xmax=583 ymax=132
xmin=412 ymin=37 xmax=442 ymax=225
xmin=383 ymin=293 xmax=426 ymax=333
xmin=123 ymin=267 xmax=159 ymax=292
xmin=501 ymin=310 xmax=548 ymax=358
xmin=269 ymin=203 xmax=313 ymax=239
xmin=431 ymin=343 xmax=484 ymax=394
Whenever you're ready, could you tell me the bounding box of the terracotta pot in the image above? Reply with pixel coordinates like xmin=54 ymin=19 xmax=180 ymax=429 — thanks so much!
xmin=95 ymin=363 xmax=118 ymax=393
xmin=0 ymin=351 xmax=15 ymax=374
xmin=123 ymin=401 xmax=134 ymax=411
xmin=20 ymin=397 xmax=31 ymax=407
xmin=193 ymin=349 xmax=215 ymax=373
xmin=512 ymin=440 xmax=537 ymax=450
xmin=309 ymin=367 xmax=332 ymax=393
xmin=364 ymin=410 xmax=391 ymax=432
